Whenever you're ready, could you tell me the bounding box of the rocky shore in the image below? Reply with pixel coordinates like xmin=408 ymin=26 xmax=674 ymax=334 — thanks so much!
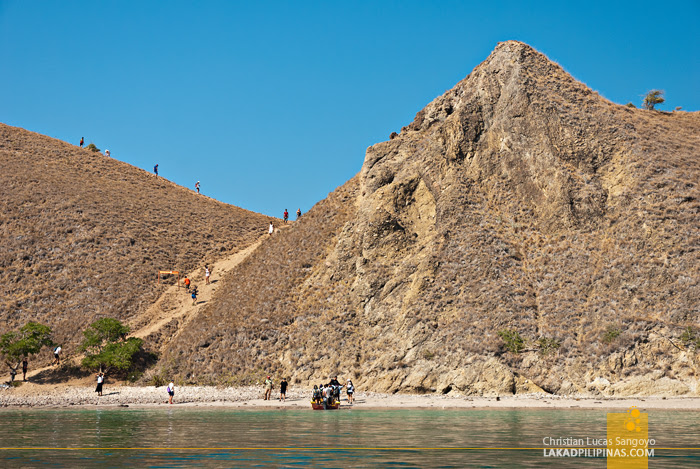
xmin=2 ymin=383 xmax=699 ymax=410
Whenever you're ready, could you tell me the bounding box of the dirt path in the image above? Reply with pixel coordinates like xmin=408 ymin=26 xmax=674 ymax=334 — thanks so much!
xmin=3 ymin=227 xmax=289 ymax=384
xmin=128 ymin=231 xmax=275 ymax=348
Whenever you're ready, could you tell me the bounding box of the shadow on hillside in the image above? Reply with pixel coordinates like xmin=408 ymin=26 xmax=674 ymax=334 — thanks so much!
xmin=31 ymin=364 xmax=92 ymax=384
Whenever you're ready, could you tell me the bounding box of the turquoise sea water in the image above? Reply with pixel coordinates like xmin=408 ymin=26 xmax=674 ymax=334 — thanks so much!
xmin=0 ymin=407 xmax=698 ymax=468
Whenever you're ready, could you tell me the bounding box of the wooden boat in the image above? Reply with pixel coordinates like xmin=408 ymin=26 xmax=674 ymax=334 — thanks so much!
xmin=311 ymin=400 xmax=340 ymax=410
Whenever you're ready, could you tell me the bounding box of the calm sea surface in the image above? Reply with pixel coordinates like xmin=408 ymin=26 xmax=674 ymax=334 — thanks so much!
xmin=0 ymin=406 xmax=698 ymax=468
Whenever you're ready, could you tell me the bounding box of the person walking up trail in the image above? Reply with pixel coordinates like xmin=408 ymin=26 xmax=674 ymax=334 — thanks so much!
xmin=205 ymin=266 xmax=211 ymax=285
xmin=52 ymin=346 xmax=61 ymax=365
xmin=154 ymin=164 xmax=159 ymax=177
xmin=183 ymin=276 xmax=191 ymax=291
xmin=167 ymin=380 xmax=175 ymax=404
xmin=79 ymin=137 xmax=84 ymax=147
xmin=95 ymin=372 xmax=105 ymax=396
xmin=268 ymin=222 xmax=274 ymax=236
xmin=195 ymin=181 xmax=200 ymax=194
xmin=191 ymin=285 xmax=198 ymax=305
xmin=296 ymin=208 xmax=301 ymax=219
xmin=283 ymin=209 xmax=289 ymax=223
xmin=22 ymin=358 xmax=28 ymax=381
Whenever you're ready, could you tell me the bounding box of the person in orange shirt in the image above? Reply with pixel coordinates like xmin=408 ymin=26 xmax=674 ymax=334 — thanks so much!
xmin=183 ymin=276 xmax=191 ymax=291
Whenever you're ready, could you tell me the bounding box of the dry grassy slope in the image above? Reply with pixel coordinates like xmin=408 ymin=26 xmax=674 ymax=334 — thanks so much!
xmin=0 ymin=124 xmax=274 ymax=362
xmin=164 ymin=41 xmax=699 ymax=396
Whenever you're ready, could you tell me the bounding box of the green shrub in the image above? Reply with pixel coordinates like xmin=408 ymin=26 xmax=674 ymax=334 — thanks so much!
xmin=626 ymin=102 xmax=636 ymax=108
xmin=80 ymin=318 xmax=143 ymax=373
xmin=603 ymin=326 xmax=621 ymax=344
xmin=499 ymin=329 xmax=524 ymax=353
xmin=85 ymin=143 xmax=100 ymax=152
xmin=642 ymin=90 xmax=665 ymax=110
xmin=680 ymin=327 xmax=700 ymax=350
xmin=537 ymin=337 xmax=560 ymax=355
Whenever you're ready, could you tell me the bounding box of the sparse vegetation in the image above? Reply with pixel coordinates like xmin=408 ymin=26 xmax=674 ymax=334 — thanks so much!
xmin=499 ymin=330 xmax=525 ymax=354
xmin=85 ymin=142 xmax=100 ymax=152
xmin=626 ymin=102 xmax=636 ymax=108
xmin=536 ymin=337 xmax=560 ymax=355
xmin=642 ymin=90 xmax=665 ymax=110
xmin=79 ymin=318 xmax=143 ymax=373
xmin=0 ymin=322 xmax=54 ymax=380
xmin=0 ymin=123 xmax=272 ymax=368
xmin=602 ymin=326 xmax=621 ymax=344
xmin=680 ymin=327 xmax=700 ymax=350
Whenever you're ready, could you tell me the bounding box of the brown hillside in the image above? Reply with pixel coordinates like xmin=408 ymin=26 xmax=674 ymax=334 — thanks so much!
xmin=159 ymin=41 xmax=699 ymax=396
xmin=0 ymin=124 xmax=273 ymax=362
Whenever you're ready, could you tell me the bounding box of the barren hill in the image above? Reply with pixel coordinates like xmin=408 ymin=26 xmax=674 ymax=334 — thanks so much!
xmin=159 ymin=41 xmax=699 ymax=396
xmin=0 ymin=124 xmax=273 ymax=361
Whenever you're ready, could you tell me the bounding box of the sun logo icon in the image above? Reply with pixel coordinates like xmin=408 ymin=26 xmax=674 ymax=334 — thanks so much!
xmin=624 ymin=406 xmax=643 ymax=432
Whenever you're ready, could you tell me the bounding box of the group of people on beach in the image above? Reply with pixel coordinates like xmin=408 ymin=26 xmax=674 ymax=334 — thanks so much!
xmin=312 ymin=376 xmax=355 ymax=407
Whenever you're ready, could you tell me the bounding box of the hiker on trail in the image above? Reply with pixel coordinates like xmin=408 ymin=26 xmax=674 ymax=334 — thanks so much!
xmin=283 ymin=209 xmax=289 ymax=223
xmin=264 ymin=375 xmax=273 ymax=400
xmin=195 ymin=181 xmax=200 ymax=194
xmin=280 ymin=377 xmax=288 ymax=402
xmin=52 ymin=346 xmax=61 ymax=365
xmin=167 ymin=380 xmax=175 ymax=404
xmin=95 ymin=372 xmax=105 ymax=396
xmin=80 ymin=137 xmax=84 ymax=147
xmin=191 ymin=285 xmax=198 ymax=305
xmin=268 ymin=222 xmax=274 ymax=236
xmin=105 ymin=149 xmax=110 ymax=158
xmin=296 ymin=208 xmax=301 ymax=219
xmin=22 ymin=358 xmax=28 ymax=381
xmin=346 ymin=379 xmax=355 ymax=405
xmin=154 ymin=164 xmax=159 ymax=177
xmin=205 ymin=266 xmax=210 ymax=285
xmin=183 ymin=276 xmax=191 ymax=291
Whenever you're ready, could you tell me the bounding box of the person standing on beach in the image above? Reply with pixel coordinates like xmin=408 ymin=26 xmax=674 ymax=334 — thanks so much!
xmin=346 ymin=379 xmax=355 ymax=405
xmin=167 ymin=380 xmax=175 ymax=404
xmin=205 ymin=266 xmax=210 ymax=285
xmin=22 ymin=358 xmax=28 ymax=381
xmin=268 ymin=222 xmax=274 ymax=236
xmin=52 ymin=346 xmax=61 ymax=365
xmin=154 ymin=164 xmax=159 ymax=177
xmin=280 ymin=377 xmax=288 ymax=402
xmin=195 ymin=181 xmax=200 ymax=194
xmin=80 ymin=137 xmax=84 ymax=147
xmin=95 ymin=372 xmax=105 ymax=396
xmin=264 ymin=375 xmax=273 ymax=400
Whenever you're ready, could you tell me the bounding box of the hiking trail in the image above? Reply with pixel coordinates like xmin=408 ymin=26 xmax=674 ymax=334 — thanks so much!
xmin=3 ymin=227 xmax=289 ymax=383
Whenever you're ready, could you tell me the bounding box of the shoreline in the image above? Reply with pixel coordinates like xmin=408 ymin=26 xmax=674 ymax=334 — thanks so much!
xmin=2 ymin=383 xmax=700 ymax=410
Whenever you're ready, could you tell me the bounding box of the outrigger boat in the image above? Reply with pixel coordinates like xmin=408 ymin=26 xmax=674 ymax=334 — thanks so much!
xmin=311 ymin=399 xmax=340 ymax=410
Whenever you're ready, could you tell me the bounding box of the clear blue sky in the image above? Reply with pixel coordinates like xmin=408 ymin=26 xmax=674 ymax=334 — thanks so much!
xmin=1 ymin=1 xmax=698 ymax=217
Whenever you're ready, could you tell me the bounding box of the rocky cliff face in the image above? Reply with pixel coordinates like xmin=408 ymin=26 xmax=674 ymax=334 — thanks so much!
xmin=164 ymin=41 xmax=700 ymax=396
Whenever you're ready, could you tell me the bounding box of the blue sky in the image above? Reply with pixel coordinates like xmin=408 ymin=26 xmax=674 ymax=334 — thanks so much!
xmin=1 ymin=1 xmax=698 ymax=217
